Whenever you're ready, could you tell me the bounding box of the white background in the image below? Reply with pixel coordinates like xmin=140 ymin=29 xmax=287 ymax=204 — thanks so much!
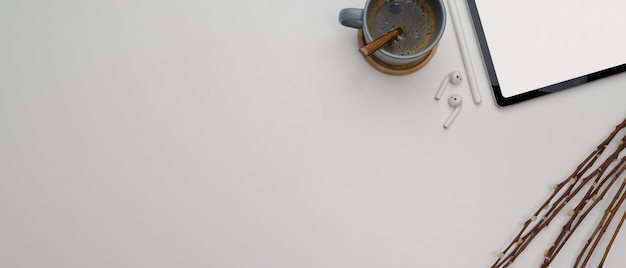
xmin=1 ymin=0 xmax=625 ymax=267
xmin=474 ymin=0 xmax=626 ymax=97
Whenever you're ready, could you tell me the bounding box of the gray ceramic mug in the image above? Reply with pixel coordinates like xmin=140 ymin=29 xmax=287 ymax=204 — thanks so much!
xmin=339 ymin=0 xmax=446 ymax=66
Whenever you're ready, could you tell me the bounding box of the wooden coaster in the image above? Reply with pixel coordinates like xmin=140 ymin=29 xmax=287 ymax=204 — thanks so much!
xmin=358 ymin=29 xmax=437 ymax=75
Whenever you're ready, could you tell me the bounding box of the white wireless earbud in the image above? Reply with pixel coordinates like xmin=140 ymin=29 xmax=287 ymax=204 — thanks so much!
xmin=435 ymin=71 xmax=463 ymax=100
xmin=447 ymin=0 xmax=482 ymax=104
xmin=443 ymin=94 xmax=462 ymax=129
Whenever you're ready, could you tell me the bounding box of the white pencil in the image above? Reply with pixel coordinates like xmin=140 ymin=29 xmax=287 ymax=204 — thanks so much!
xmin=446 ymin=0 xmax=482 ymax=104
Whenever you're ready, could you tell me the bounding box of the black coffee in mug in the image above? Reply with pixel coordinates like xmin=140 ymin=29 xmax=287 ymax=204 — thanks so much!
xmin=367 ymin=0 xmax=436 ymax=56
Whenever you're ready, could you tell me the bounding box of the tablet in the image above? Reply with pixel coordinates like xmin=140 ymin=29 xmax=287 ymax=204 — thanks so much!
xmin=466 ymin=0 xmax=626 ymax=106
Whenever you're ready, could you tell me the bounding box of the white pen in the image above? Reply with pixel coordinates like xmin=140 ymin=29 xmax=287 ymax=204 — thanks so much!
xmin=446 ymin=0 xmax=482 ymax=104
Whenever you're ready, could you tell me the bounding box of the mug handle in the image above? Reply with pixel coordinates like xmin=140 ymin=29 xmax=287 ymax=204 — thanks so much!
xmin=339 ymin=8 xmax=364 ymax=29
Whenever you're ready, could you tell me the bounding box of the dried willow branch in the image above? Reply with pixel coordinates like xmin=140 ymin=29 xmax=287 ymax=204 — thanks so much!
xmin=543 ymin=149 xmax=626 ymax=268
xmin=599 ymin=209 xmax=626 ymax=266
xmin=575 ymin=175 xmax=626 ymax=267
xmin=491 ymin=117 xmax=626 ymax=268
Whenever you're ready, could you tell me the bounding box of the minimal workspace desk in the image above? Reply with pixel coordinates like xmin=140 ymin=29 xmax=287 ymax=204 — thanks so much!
xmin=1 ymin=1 xmax=625 ymax=267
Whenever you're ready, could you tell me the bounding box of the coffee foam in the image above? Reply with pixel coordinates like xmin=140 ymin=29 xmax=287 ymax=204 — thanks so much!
xmin=367 ymin=0 xmax=436 ymax=56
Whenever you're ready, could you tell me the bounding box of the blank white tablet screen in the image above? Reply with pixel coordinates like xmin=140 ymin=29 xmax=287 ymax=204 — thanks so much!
xmin=473 ymin=0 xmax=626 ymax=98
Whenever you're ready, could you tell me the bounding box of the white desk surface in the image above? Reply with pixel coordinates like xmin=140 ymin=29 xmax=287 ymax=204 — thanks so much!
xmin=1 ymin=1 xmax=625 ymax=267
